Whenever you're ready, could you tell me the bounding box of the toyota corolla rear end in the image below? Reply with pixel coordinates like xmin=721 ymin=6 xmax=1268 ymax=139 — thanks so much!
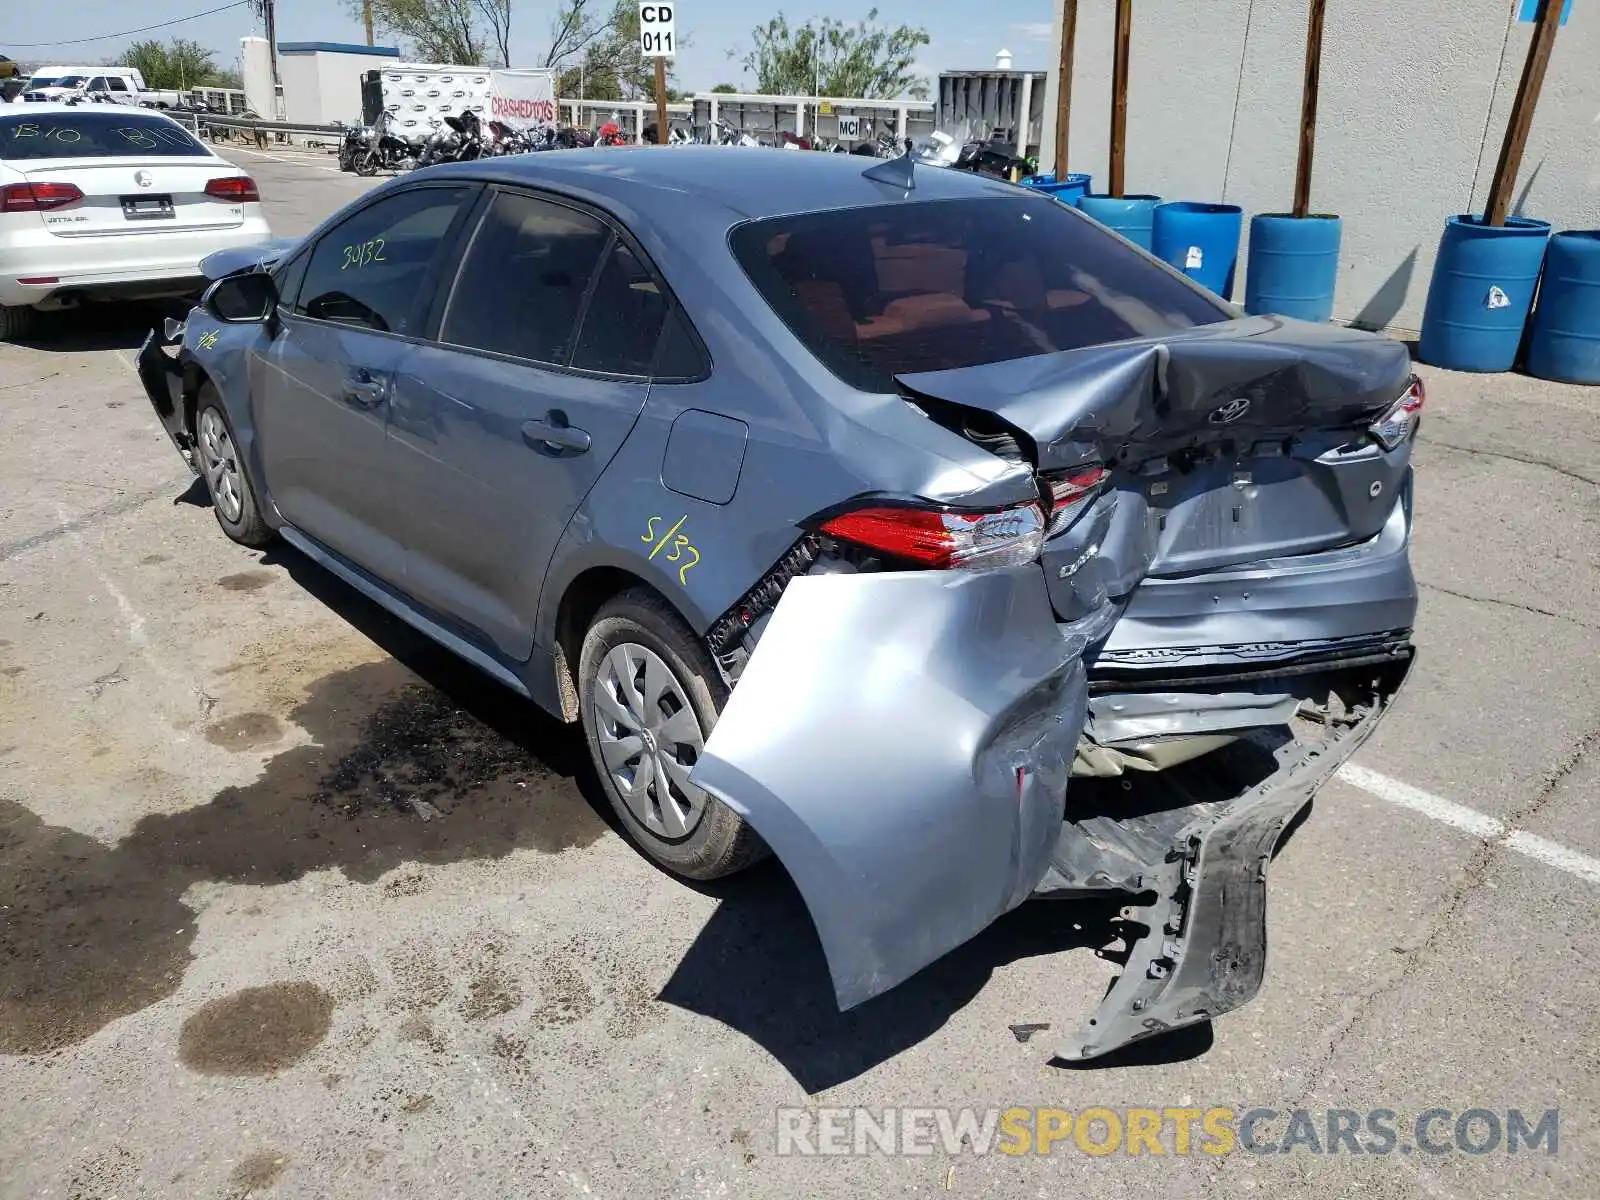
xmin=0 ymin=106 xmax=271 ymax=312
xmin=690 ymin=183 xmax=1418 ymax=1061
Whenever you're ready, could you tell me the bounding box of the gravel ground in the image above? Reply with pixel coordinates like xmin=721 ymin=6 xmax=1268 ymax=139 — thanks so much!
xmin=1 ymin=147 xmax=1598 ymax=1199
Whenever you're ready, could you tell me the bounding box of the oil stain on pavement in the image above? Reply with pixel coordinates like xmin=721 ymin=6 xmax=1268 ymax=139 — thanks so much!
xmin=203 ymin=711 xmax=285 ymax=751
xmin=217 ymin=570 xmax=275 ymax=593
xmin=179 ymin=982 xmax=334 ymax=1074
xmin=0 ymin=654 xmax=606 ymax=1054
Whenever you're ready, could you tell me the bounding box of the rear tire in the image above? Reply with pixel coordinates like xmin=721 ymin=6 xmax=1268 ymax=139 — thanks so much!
xmin=578 ymin=589 xmax=768 ymax=881
xmin=193 ymin=389 xmax=274 ymax=548
xmin=0 ymin=304 xmax=36 ymax=342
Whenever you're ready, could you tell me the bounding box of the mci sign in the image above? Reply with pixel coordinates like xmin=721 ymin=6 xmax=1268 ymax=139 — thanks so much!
xmin=639 ymin=3 xmax=678 ymax=57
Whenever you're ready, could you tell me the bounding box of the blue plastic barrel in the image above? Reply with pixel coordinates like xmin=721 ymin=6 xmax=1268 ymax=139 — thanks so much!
xmin=1245 ymin=213 xmax=1343 ymax=322
xmin=1418 ymin=215 xmax=1550 ymax=372
xmin=1153 ymin=201 xmax=1244 ymax=298
xmin=1021 ymin=172 xmax=1092 ymax=206
xmin=1075 ymin=194 xmax=1161 ymax=251
xmin=1526 ymin=231 xmax=1600 ymax=384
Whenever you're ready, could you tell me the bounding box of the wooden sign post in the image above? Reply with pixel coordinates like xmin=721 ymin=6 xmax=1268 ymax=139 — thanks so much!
xmin=638 ymin=2 xmax=677 ymax=144
xmin=1109 ymin=0 xmax=1131 ymax=197
xmin=1291 ymin=0 xmax=1326 ymax=218
xmin=1484 ymin=0 xmax=1563 ymax=225
xmin=1052 ymin=0 xmax=1078 ymax=177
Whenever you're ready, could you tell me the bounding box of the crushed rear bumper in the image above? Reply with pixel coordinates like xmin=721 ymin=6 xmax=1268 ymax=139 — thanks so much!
xmin=1044 ymin=654 xmax=1411 ymax=1060
xmin=691 ymin=561 xmax=1412 ymax=1062
xmin=136 ymin=323 xmax=197 ymax=466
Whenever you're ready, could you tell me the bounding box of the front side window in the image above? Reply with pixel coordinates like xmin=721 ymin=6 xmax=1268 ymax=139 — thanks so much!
xmin=440 ymin=190 xmax=609 ymax=366
xmin=0 ymin=112 xmax=206 ymax=160
xmin=295 ymin=186 xmax=470 ymax=334
xmin=731 ymin=196 xmax=1231 ymax=393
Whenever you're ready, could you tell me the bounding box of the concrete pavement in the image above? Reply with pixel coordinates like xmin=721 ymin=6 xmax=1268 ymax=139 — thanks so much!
xmin=1 ymin=148 xmax=1597 ymax=1199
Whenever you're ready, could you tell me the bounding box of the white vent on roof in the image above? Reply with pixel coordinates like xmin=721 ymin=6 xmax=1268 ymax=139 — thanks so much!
xmin=996 ymin=48 xmax=1014 ymax=69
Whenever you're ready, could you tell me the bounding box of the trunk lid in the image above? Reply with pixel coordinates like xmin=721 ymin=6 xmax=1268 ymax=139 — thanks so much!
xmin=897 ymin=316 xmax=1416 ymax=586
xmin=20 ymin=158 xmax=247 ymax=237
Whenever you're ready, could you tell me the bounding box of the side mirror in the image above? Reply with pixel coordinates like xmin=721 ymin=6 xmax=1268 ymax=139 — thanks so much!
xmin=202 ymin=271 xmax=278 ymax=323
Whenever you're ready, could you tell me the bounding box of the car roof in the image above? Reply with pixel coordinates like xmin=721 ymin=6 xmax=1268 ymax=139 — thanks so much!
xmin=427 ymin=145 xmax=1033 ymax=222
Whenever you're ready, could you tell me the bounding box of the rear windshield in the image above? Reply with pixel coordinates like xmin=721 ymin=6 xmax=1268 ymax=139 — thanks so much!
xmin=730 ymin=196 xmax=1231 ymax=392
xmin=0 ymin=113 xmax=207 ymax=161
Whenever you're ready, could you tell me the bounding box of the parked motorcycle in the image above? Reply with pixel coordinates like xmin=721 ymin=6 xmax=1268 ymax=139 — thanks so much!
xmin=913 ymin=130 xmax=961 ymax=168
xmin=353 ymin=110 xmax=422 ymax=175
xmin=952 ymin=135 xmax=1033 ymax=180
xmin=337 ymin=120 xmax=368 ymax=172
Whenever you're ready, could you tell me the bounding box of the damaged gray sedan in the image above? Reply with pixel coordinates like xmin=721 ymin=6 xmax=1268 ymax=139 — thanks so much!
xmin=137 ymin=148 xmax=1420 ymax=1061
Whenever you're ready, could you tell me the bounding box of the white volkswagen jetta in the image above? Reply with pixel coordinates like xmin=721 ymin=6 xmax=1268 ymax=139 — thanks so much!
xmin=0 ymin=104 xmax=272 ymax=340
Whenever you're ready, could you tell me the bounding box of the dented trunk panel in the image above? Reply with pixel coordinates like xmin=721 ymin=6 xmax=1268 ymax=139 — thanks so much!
xmin=897 ymin=315 xmax=1415 ymax=473
xmin=690 ymin=567 xmax=1088 ymax=1010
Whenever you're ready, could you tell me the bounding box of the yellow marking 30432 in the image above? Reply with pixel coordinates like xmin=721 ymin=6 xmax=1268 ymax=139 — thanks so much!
xmin=641 ymin=515 xmax=701 ymax=585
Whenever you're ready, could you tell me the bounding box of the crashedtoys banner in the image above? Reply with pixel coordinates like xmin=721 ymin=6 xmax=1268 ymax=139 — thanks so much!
xmin=489 ymin=70 xmax=558 ymax=131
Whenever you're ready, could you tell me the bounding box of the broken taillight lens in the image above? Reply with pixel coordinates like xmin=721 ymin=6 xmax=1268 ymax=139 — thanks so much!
xmin=1369 ymin=376 xmax=1424 ymax=450
xmin=1040 ymin=465 xmax=1109 ymax=537
xmin=818 ymin=501 xmax=1047 ymax=570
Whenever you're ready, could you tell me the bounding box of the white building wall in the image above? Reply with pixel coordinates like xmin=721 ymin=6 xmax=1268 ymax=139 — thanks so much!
xmin=1040 ymin=0 xmax=1600 ymax=332
xmin=277 ymin=53 xmax=322 ymax=126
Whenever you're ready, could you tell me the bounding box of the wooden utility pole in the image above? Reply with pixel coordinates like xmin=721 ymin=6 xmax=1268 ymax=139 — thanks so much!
xmin=1052 ymin=0 xmax=1078 ymax=177
xmin=654 ymin=57 xmax=668 ymax=144
xmin=1484 ymin=0 xmax=1562 ymax=225
xmin=363 ymin=0 xmax=375 ymax=46
xmin=1108 ymin=0 xmax=1131 ymax=197
xmin=1291 ymin=0 xmax=1327 ymax=218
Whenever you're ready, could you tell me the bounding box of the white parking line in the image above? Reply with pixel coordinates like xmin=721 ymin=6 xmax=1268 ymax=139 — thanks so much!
xmin=223 ymin=144 xmax=345 ymax=174
xmin=1337 ymin=762 xmax=1600 ymax=884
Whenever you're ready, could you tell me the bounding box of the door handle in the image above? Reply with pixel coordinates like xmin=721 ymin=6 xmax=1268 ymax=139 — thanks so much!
xmin=342 ymin=373 xmax=387 ymax=408
xmin=521 ymin=414 xmax=591 ymax=454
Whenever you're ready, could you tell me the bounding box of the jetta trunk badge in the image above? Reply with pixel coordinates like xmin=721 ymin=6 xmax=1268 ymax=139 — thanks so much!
xmin=134 ymin=170 xmax=154 ymax=188
xmin=1209 ymin=397 xmax=1251 ymax=424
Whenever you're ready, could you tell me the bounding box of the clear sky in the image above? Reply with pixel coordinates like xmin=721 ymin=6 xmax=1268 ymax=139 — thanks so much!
xmin=6 ymin=0 xmax=1056 ymax=94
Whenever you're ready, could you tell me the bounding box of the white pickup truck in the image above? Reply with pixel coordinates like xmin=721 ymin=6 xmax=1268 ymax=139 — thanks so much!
xmin=21 ymin=67 xmax=185 ymax=109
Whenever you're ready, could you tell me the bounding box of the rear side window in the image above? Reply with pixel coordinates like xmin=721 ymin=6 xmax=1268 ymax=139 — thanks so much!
xmin=296 ymin=186 xmax=470 ymax=334
xmin=571 ymin=241 xmax=668 ymax=375
xmin=730 ymin=196 xmax=1230 ymax=392
xmin=440 ymin=191 xmax=609 ymax=365
xmin=0 ymin=113 xmax=207 ymax=160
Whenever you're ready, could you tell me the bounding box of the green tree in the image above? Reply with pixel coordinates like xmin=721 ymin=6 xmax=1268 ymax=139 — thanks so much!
xmin=351 ymin=0 xmax=487 ymax=65
xmin=743 ymin=9 xmax=929 ymax=99
xmin=710 ymin=82 xmax=738 ymax=93
xmin=121 ymin=39 xmax=221 ymax=90
xmin=548 ymin=0 xmax=680 ymax=102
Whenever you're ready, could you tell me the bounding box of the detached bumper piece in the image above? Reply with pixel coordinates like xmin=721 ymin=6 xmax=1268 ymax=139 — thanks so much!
xmin=692 ymin=567 xmax=1089 ymax=1012
xmin=1048 ymin=654 xmax=1412 ymax=1061
xmin=136 ymin=322 xmax=195 ymax=467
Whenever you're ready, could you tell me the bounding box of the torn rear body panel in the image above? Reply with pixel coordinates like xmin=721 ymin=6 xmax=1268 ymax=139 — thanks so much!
xmin=694 ymin=315 xmax=1419 ymax=1060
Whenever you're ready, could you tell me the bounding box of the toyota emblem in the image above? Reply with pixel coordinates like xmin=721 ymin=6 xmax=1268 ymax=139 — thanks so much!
xmin=1209 ymin=397 xmax=1252 ymax=424
xmin=134 ymin=170 xmax=153 ymax=188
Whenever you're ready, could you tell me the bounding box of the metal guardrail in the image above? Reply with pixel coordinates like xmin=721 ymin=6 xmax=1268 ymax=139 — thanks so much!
xmin=197 ymin=113 xmax=345 ymax=146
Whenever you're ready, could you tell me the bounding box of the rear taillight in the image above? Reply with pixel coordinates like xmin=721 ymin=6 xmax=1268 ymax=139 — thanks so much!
xmin=1370 ymin=376 xmax=1424 ymax=450
xmin=1040 ymin=465 xmax=1109 ymax=536
xmin=204 ymin=175 xmax=260 ymax=202
xmin=0 ymin=182 xmax=84 ymax=213
xmin=818 ymin=501 xmax=1047 ymax=570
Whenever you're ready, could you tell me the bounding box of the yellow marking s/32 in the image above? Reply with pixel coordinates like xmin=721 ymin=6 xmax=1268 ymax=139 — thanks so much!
xmin=641 ymin=515 xmax=701 ymax=586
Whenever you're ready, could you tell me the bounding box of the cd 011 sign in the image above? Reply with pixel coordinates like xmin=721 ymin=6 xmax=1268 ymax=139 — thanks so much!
xmin=639 ymin=3 xmax=677 ymax=57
